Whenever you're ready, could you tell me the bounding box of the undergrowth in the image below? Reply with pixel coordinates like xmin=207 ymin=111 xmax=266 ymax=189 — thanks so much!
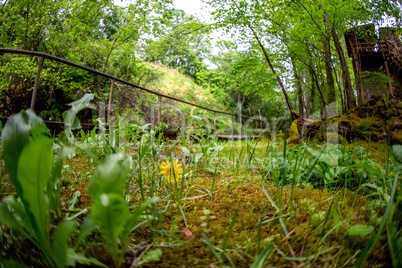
xmin=0 ymin=94 xmax=401 ymax=268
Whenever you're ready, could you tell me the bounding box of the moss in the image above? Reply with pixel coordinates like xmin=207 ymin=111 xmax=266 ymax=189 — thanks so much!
xmin=289 ymin=119 xmax=300 ymax=137
xmin=326 ymin=132 xmax=344 ymax=144
xmin=391 ymin=130 xmax=402 ymax=144
xmin=287 ymin=134 xmax=301 ymax=145
xmin=1 ymin=141 xmax=394 ymax=267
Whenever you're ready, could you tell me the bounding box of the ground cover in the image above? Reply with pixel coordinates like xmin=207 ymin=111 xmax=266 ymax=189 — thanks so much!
xmin=0 ymin=101 xmax=401 ymax=267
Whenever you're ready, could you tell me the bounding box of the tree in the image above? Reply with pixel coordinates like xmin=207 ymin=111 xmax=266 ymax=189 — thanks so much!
xmin=206 ymin=0 xmax=297 ymax=119
xmin=142 ymin=8 xmax=212 ymax=79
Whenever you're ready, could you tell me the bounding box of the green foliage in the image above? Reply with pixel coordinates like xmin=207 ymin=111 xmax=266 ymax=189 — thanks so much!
xmin=87 ymin=154 xmax=160 ymax=267
xmin=393 ymin=145 xmax=402 ymax=164
xmin=361 ymin=71 xmax=393 ymax=93
xmin=0 ymin=109 xmax=88 ymax=267
xmin=348 ymin=224 xmax=375 ymax=236
xmin=142 ymin=9 xmax=211 ymax=79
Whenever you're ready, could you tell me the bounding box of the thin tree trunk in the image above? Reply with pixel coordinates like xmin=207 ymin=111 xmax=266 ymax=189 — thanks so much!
xmin=309 ymin=72 xmax=315 ymax=116
xmin=238 ymin=91 xmax=242 ymax=127
xmin=291 ymin=57 xmax=304 ymax=117
xmin=231 ymin=0 xmax=295 ymax=120
xmin=302 ymin=71 xmax=309 ymax=118
xmin=257 ymin=95 xmax=263 ymax=131
xmin=352 ymin=29 xmax=364 ymax=104
xmin=333 ymin=64 xmax=345 ymax=113
xmin=331 ymin=26 xmax=356 ymax=110
xmin=319 ymin=85 xmax=324 ymax=120
xmin=323 ymin=40 xmax=336 ymax=104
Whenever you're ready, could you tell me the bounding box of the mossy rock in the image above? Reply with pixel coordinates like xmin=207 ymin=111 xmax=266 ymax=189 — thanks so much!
xmin=289 ymin=119 xmax=300 ymax=137
xmin=276 ymin=133 xmax=284 ymax=140
xmin=287 ymin=134 xmax=301 ymax=145
xmin=303 ymin=127 xmax=319 ymax=139
xmin=318 ymin=131 xmax=344 ymax=144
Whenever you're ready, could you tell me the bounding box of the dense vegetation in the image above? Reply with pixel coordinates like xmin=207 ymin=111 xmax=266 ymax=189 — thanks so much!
xmin=0 ymin=0 xmax=402 ymax=267
xmin=1 ymin=0 xmax=400 ymax=123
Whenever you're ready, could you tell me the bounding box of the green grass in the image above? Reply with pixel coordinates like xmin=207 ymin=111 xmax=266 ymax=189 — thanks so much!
xmin=0 ymin=110 xmax=400 ymax=267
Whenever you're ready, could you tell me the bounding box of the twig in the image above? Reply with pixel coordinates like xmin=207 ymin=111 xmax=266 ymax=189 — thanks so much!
xmin=185 ymin=194 xmax=209 ymax=200
xmin=130 ymin=243 xmax=153 ymax=267
xmin=343 ymin=250 xmax=360 ymax=267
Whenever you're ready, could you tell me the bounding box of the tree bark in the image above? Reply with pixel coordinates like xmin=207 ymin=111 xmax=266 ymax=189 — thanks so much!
xmin=323 ymin=40 xmax=336 ymax=104
xmin=291 ymin=57 xmax=305 ymax=117
xmin=309 ymin=71 xmax=315 ymax=116
xmin=231 ymin=0 xmax=296 ymax=120
xmin=302 ymin=71 xmax=309 ymax=118
xmin=238 ymin=91 xmax=242 ymax=127
xmin=352 ymin=29 xmax=364 ymax=104
xmin=331 ymin=26 xmax=356 ymax=110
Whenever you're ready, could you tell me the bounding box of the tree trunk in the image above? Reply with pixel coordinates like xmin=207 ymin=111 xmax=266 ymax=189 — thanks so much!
xmin=323 ymin=40 xmax=336 ymax=104
xmin=351 ymin=29 xmax=364 ymax=104
xmin=238 ymin=91 xmax=242 ymax=127
xmin=309 ymin=72 xmax=315 ymax=116
xmin=291 ymin=57 xmax=305 ymax=117
xmin=257 ymin=95 xmax=263 ymax=131
xmin=333 ymin=66 xmax=346 ymax=113
xmin=302 ymin=71 xmax=309 ymax=118
xmin=331 ymin=26 xmax=356 ymax=110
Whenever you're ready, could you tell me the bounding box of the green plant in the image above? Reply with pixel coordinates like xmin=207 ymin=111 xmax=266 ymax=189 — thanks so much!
xmin=0 ymin=110 xmax=97 ymax=267
xmin=87 ymin=154 xmax=160 ymax=268
xmin=385 ymin=145 xmax=402 ymax=268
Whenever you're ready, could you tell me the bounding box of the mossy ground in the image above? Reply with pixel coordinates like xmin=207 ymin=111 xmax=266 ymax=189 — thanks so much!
xmin=0 ymin=139 xmax=396 ymax=267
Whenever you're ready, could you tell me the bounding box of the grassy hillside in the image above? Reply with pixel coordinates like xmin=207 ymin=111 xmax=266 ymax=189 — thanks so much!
xmin=118 ymin=62 xmax=231 ymax=131
xmin=144 ymin=63 xmax=226 ymax=111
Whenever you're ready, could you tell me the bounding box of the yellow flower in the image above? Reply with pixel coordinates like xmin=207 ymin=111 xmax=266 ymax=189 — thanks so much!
xmin=159 ymin=159 xmax=183 ymax=183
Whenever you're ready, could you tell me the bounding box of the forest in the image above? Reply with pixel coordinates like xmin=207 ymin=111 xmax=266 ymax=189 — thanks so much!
xmin=0 ymin=0 xmax=402 ymax=267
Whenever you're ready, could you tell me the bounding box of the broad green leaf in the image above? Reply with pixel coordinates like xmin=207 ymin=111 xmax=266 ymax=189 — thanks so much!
xmin=68 ymin=191 xmax=81 ymax=211
xmin=0 ymin=259 xmax=29 ymax=268
xmin=73 ymin=216 xmax=97 ymax=249
xmin=63 ymin=94 xmax=94 ymax=142
xmin=66 ymin=248 xmax=107 ymax=268
xmin=79 ymin=147 xmax=98 ymax=166
xmin=25 ymin=109 xmax=46 ymax=128
xmin=387 ymin=215 xmax=402 ymax=268
xmin=393 ymin=145 xmax=402 ymax=164
xmin=87 ymin=155 xmax=127 ymax=197
xmin=136 ymin=249 xmax=163 ymax=266
xmin=331 ymin=208 xmax=341 ymax=235
xmin=122 ymin=154 xmax=133 ymax=173
xmin=1 ymin=111 xmax=33 ymax=196
xmin=17 ymin=136 xmax=53 ymax=245
xmin=195 ymin=153 xmax=203 ymax=163
xmin=64 ymin=93 xmax=94 ymax=129
xmin=52 ymin=220 xmax=76 ymax=268
xmin=91 ymin=193 xmax=130 ymax=259
xmin=49 ymin=146 xmax=76 ymax=218
xmin=182 ymin=147 xmax=191 ymax=157
xmin=348 ymin=224 xmax=374 ymax=236
xmin=0 ymin=199 xmax=38 ymax=247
